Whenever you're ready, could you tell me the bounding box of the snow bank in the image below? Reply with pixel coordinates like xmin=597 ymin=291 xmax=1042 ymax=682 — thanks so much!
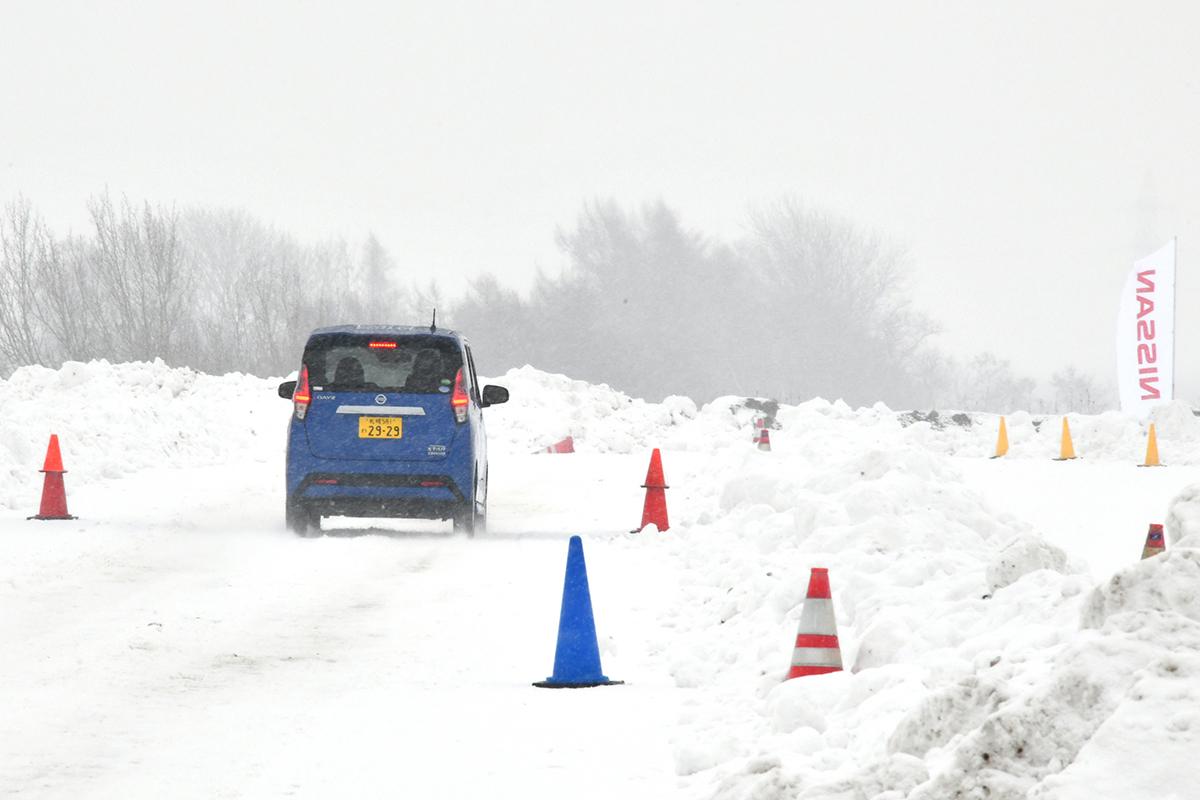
xmin=478 ymin=365 xmax=702 ymax=455
xmin=5 ymin=360 xmax=1197 ymax=797
xmin=655 ymin=406 xmax=1115 ymax=797
xmin=1166 ymin=483 xmax=1200 ymax=545
xmin=0 ymin=360 xmax=282 ymax=511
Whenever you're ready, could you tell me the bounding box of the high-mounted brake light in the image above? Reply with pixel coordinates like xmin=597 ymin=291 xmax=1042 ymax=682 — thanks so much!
xmin=451 ymin=368 xmax=469 ymax=423
xmin=293 ymin=365 xmax=312 ymax=420
xmin=368 ymin=341 xmax=397 ymax=349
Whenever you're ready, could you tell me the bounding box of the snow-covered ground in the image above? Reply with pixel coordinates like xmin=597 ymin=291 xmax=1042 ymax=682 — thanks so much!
xmin=2 ymin=361 xmax=1198 ymax=798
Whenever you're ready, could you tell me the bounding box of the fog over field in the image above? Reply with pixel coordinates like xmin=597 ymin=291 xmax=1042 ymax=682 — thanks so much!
xmin=5 ymin=6 xmax=1200 ymax=800
xmin=2 ymin=1 xmax=1197 ymax=408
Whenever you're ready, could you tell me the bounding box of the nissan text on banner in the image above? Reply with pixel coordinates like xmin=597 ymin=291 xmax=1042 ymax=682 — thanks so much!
xmin=1117 ymin=239 xmax=1176 ymax=418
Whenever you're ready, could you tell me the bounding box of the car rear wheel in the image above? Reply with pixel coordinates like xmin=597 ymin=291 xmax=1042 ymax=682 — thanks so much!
xmin=286 ymin=498 xmax=320 ymax=537
xmin=453 ymin=499 xmax=486 ymax=537
xmin=452 ymin=469 xmax=484 ymax=537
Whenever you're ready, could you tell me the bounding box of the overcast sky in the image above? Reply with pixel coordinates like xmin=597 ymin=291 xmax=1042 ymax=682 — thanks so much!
xmin=2 ymin=1 xmax=1197 ymax=394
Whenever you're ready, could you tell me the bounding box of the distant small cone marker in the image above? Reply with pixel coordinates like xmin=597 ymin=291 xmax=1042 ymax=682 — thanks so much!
xmin=1141 ymin=523 xmax=1166 ymax=560
xmin=634 ymin=448 xmax=669 ymax=533
xmin=536 ymin=436 xmax=575 ymax=454
xmin=756 ymin=426 xmax=772 ymax=452
xmin=990 ymin=416 xmax=1009 ymax=459
xmin=1053 ymin=417 xmax=1077 ymax=461
xmin=1140 ymin=423 xmax=1163 ymax=467
xmin=28 ymin=434 xmax=76 ymax=521
xmin=786 ymin=568 xmax=843 ymax=679
xmin=751 ymin=417 xmax=764 ymax=443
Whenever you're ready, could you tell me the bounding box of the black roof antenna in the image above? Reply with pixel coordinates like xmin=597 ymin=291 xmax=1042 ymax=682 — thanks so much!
xmin=430 ymin=308 xmax=437 ymax=333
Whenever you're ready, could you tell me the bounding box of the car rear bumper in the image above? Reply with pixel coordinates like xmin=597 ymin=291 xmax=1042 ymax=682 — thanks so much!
xmin=291 ymin=471 xmax=467 ymax=520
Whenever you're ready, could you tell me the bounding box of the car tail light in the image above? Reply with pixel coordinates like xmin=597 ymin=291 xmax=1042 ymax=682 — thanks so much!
xmin=451 ymin=368 xmax=469 ymax=423
xmin=293 ymin=365 xmax=312 ymax=420
xmin=368 ymin=341 xmax=396 ymax=349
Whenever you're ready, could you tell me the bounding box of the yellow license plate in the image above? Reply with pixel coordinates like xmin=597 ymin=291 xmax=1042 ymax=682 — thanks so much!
xmin=358 ymin=416 xmax=402 ymax=438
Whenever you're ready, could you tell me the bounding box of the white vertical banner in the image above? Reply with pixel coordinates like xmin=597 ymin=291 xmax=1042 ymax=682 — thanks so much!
xmin=1117 ymin=239 xmax=1176 ymax=418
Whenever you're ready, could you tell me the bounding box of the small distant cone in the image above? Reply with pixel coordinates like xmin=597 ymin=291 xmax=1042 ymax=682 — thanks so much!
xmin=751 ymin=418 xmax=764 ymax=443
xmin=536 ymin=436 xmax=575 ymax=454
xmin=1140 ymin=523 xmax=1166 ymax=559
xmin=1140 ymin=423 xmax=1163 ymax=467
xmin=786 ymin=568 xmax=843 ymax=679
xmin=756 ymin=427 xmax=772 ymax=452
xmin=990 ymin=416 xmax=1009 ymax=459
xmin=533 ymin=536 xmax=622 ymax=688
xmin=634 ymin=448 xmax=669 ymax=533
xmin=1053 ymin=417 xmax=1077 ymax=461
xmin=29 ymin=434 xmax=76 ymax=521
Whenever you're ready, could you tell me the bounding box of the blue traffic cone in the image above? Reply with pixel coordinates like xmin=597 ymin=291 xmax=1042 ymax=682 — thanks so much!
xmin=533 ymin=536 xmax=623 ymax=688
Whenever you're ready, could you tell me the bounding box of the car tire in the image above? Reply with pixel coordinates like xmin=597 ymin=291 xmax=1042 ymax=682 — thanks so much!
xmin=286 ymin=498 xmax=320 ymax=537
xmin=453 ymin=467 xmax=484 ymax=537
xmin=452 ymin=502 xmax=476 ymax=537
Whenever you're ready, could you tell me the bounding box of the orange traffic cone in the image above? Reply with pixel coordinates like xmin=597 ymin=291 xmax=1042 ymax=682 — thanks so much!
xmin=1140 ymin=524 xmax=1166 ymax=559
xmin=536 ymin=436 xmax=575 ymax=454
xmin=1053 ymin=417 xmax=1077 ymax=461
xmin=1139 ymin=423 xmax=1163 ymax=467
xmin=786 ymin=568 xmax=843 ymax=679
xmin=990 ymin=416 xmax=1009 ymax=459
xmin=633 ymin=448 xmax=669 ymax=533
xmin=28 ymin=434 xmax=76 ymax=520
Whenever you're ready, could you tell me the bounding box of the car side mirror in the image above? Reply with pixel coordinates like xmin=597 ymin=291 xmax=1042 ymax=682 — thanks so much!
xmin=278 ymin=380 xmax=297 ymax=399
xmin=481 ymin=384 xmax=509 ymax=408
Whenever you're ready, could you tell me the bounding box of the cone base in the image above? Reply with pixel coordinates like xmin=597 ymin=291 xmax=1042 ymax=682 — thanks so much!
xmin=533 ymin=679 xmax=624 ymax=689
xmin=786 ymin=665 xmax=841 ymax=679
xmin=989 ymin=455 xmax=1005 ymax=460
xmin=1052 ymin=457 xmax=1078 ymax=462
xmin=27 ymin=514 xmax=77 ymax=520
xmin=1137 ymin=464 xmax=1165 ymax=468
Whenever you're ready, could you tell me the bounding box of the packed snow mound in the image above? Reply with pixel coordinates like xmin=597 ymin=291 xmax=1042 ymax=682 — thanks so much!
xmin=480 ymin=365 xmax=700 ymax=454
xmin=661 ymin=428 xmax=1108 ymax=797
xmin=1166 ymin=483 xmax=1200 ymax=545
xmin=4 ymin=360 xmax=1191 ymax=513
xmin=655 ymin=396 xmax=1195 ymax=798
xmin=0 ymin=360 xmax=281 ymax=511
xmin=3 ymin=359 xmax=1198 ymax=795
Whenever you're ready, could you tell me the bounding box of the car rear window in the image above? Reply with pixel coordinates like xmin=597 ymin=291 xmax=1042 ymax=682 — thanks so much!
xmin=304 ymin=334 xmax=464 ymax=393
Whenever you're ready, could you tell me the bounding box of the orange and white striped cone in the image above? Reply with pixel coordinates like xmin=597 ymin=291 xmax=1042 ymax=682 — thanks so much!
xmin=756 ymin=427 xmax=772 ymax=452
xmin=786 ymin=567 xmax=842 ymax=679
xmin=751 ymin=418 xmax=764 ymax=443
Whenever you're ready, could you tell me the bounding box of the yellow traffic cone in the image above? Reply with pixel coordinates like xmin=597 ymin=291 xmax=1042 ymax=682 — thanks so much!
xmin=1139 ymin=423 xmax=1163 ymax=467
xmin=1053 ymin=417 xmax=1077 ymax=461
xmin=990 ymin=416 xmax=1009 ymax=459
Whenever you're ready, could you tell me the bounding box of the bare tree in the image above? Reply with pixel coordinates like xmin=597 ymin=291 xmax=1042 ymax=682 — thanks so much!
xmin=1050 ymin=366 xmax=1108 ymax=413
xmin=0 ymin=198 xmax=50 ymax=369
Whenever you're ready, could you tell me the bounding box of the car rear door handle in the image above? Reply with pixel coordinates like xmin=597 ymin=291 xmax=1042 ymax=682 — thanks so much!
xmin=334 ymin=406 xmax=427 ymax=416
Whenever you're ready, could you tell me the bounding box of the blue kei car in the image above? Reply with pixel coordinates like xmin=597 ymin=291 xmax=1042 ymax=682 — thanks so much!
xmin=277 ymin=325 xmax=508 ymax=536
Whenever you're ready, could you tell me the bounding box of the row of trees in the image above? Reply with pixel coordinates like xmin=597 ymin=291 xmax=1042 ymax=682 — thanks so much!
xmin=0 ymin=195 xmax=428 ymax=377
xmin=0 ymin=193 xmax=1112 ymax=411
xmin=448 ymin=200 xmax=1114 ymax=411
